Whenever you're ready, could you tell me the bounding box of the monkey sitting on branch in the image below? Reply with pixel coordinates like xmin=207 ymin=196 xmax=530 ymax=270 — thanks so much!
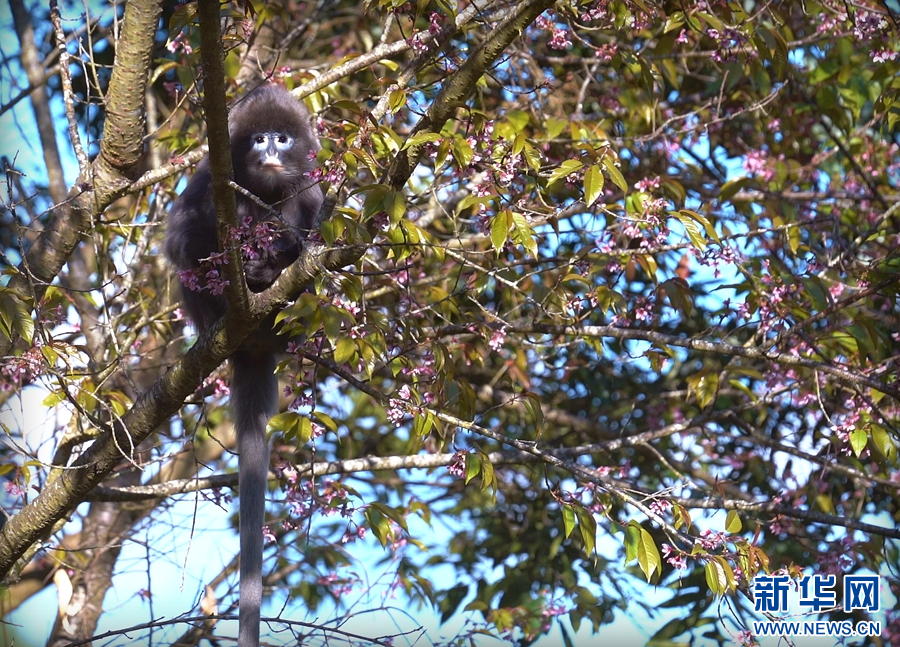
xmin=164 ymin=84 xmax=324 ymax=647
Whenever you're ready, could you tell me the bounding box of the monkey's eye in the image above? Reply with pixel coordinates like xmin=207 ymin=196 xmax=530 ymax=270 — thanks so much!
xmin=254 ymin=135 xmax=266 ymax=145
xmin=272 ymin=134 xmax=294 ymax=150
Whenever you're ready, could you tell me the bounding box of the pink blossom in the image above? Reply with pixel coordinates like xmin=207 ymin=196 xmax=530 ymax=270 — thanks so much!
xmin=548 ymin=28 xmax=572 ymax=50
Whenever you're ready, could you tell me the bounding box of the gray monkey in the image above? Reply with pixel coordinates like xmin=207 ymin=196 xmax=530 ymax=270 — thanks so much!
xmin=164 ymin=84 xmax=323 ymax=647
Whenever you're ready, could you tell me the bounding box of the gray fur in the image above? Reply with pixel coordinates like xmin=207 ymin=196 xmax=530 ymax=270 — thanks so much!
xmin=164 ymin=85 xmax=323 ymax=647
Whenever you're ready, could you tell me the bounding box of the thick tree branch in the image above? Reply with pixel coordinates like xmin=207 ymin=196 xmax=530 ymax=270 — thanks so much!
xmin=0 ymin=242 xmax=353 ymax=579
xmin=0 ymin=0 xmax=163 ymax=358
xmin=196 ymin=0 xmax=248 ymax=319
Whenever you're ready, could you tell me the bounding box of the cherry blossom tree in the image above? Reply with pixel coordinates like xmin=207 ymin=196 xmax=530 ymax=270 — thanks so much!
xmin=1 ymin=0 xmax=899 ymax=645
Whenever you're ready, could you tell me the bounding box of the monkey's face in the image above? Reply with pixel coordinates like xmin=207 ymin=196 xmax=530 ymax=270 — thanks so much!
xmin=252 ymin=132 xmax=292 ymax=171
xmin=239 ymin=130 xmax=306 ymax=195
xmin=249 ymin=132 xmax=295 ymax=181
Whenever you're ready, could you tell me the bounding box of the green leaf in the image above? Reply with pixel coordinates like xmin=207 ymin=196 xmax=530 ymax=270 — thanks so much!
xmin=562 ymin=505 xmax=576 ymax=539
xmin=267 ymin=412 xmax=311 ymax=443
xmin=464 ymin=452 xmax=481 ymax=485
xmin=333 ymin=337 xmax=356 ymax=365
xmin=548 ymin=159 xmax=584 ymax=186
xmin=0 ymin=287 xmax=34 ymax=343
xmin=705 ymin=558 xmax=731 ymax=596
xmin=401 ymin=131 xmax=442 ymax=150
xmin=627 ymin=521 xmax=662 ymax=582
xmin=725 ymin=510 xmax=742 ymax=534
xmin=369 ymin=501 xmax=409 ymax=531
xmin=659 ymin=278 xmax=693 ymax=318
xmin=625 ymin=521 xmax=640 ymax=563
xmin=42 ymin=389 xmax=66 ymax=407
xmin=358 ymin=184 xmax=389 ymax=219
xmin=601 ymin=155 xmax=628 ymax=192
xmin=522 ymin=141 xmax=542 ymax=173
xmin=583 ymin=164 xmax=604 ymax=206
xmin=455 ymin=379 xmax=476 ymax=421
xmin=815 ymin=494 xmax=836 ymax=515
xmin=440 ymin=584 xmax=470 ymax=623
xmin=296 ymin=416 xmax=313 ymax=444
xmin=491 ymin=210 xmax=512 ymax=255
xmin=107 ymin=391 xmax=130 ymax=417
xmin=686 ymin=369 xmax=718 ymax=409
xmin=673 ymin=212 xmax=707 ymax=252
xmin=477 ymin=450 xmax=494 ymax=491
xmin=545 ymin=117 xmax=568 ymax=139
xmin=412 ymin=410 xmax=434 ymax=437
xmin=634 ymin=253 xmax=658 ymax=280
xmin=451 ymin=136 xmax=474 ymax=168
xmin=849 ymin=428 xmax=868 ymax=457
xmin=727 ymin=378 xmax=758 ymax=402
xmin=673 ymin=504 xmax=692 ymax=531
xmin=388 ymin=88 xmax=406 ymax=113
xmin=311 ymin=411 xmax=338 ymax=433
xmin=522 ymin=391 xmax=545 ymax=438
xmin=321 ymin=306 xmax=342 ymax=348
xmin=506 ymin=109 xmax=530 ymax=132
xmin=511 ymin=133 xmax=526 ymax=156
xmin=41 ymin=345 xmax=60 ymax=368
xmin=364 ymin=507 xmax=391 ymax=547
xmin=871 ymin=424 xmax=897 ymax=462
xmin=663 ymin=12 xmax=685 ymax=33
xmin=386 ymin=189 xmax=406 ymax=224
xmin=719 ymin=177 xmax=751 ymax=202
xmin=660 ymin=178 xmax=686 ymax=204
xmin=637 ymin=530 xmax=662 ymax=582
xmin=510 ymin=211 xmax=538 ymax=258
xmin=678 ymin=209 xmax=720 ymax=243
xmin=787 ymin=225 xmax=801 ymax=254
xmin=575 ymin=507 xmax=597 ymax=556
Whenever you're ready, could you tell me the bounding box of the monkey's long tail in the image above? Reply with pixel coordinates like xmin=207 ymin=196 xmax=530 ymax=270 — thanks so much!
xmin=232 ymin=349 xmax=278 ymax=647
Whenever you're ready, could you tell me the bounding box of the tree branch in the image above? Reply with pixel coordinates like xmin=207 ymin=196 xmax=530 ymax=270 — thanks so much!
xmin=0 ymin=0 xmax=163 ymax=358
xmin=196 ymin=0 xmax=248 ymax=319
xmin=385 ymin=0 xmax=557 ymax=189
xmin=0 ymin=240 xmax=353 ymax=578
xmin=434 ymin=323 xmax=900 ymax=400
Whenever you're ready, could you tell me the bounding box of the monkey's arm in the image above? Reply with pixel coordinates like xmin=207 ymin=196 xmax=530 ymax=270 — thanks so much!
xmin=164 ymin=164 xmax=229 ymax=331
xmin=238 ymin=183 xmax=324 ymax=293
xmin=164 ymin=165 xmax=218 ymax=269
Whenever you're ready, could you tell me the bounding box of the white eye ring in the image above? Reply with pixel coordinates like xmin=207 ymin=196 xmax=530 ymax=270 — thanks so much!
xmin=251 ymin=133 xmax=294 ymax=152
xmin=273 ymin=134 xmax=294 ymax=150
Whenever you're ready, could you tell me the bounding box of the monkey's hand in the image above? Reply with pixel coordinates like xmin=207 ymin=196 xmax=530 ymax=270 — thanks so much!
xmin=243 ymin=238 xmax=301 ymax=292
xmin=244 ymin=258 xmax=284 ymax=292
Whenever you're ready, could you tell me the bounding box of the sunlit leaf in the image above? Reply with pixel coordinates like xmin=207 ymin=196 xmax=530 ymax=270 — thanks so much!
xmin=849 ymin=428 xmax=868 ymax=457
xmin=548 ymin=159 xmax=584 ymax=186
xmin=583 ymin=164 xmax=604 ymax=206
xmin=491 ymin=209 xmax=512 ymax=255
xmin=601 ymin=155 xmax=628 ymax=192
xmin=576 ymin=507 xmax=597 ymax=556
xmin=562 ymin=505 xmax=576 ymax=539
